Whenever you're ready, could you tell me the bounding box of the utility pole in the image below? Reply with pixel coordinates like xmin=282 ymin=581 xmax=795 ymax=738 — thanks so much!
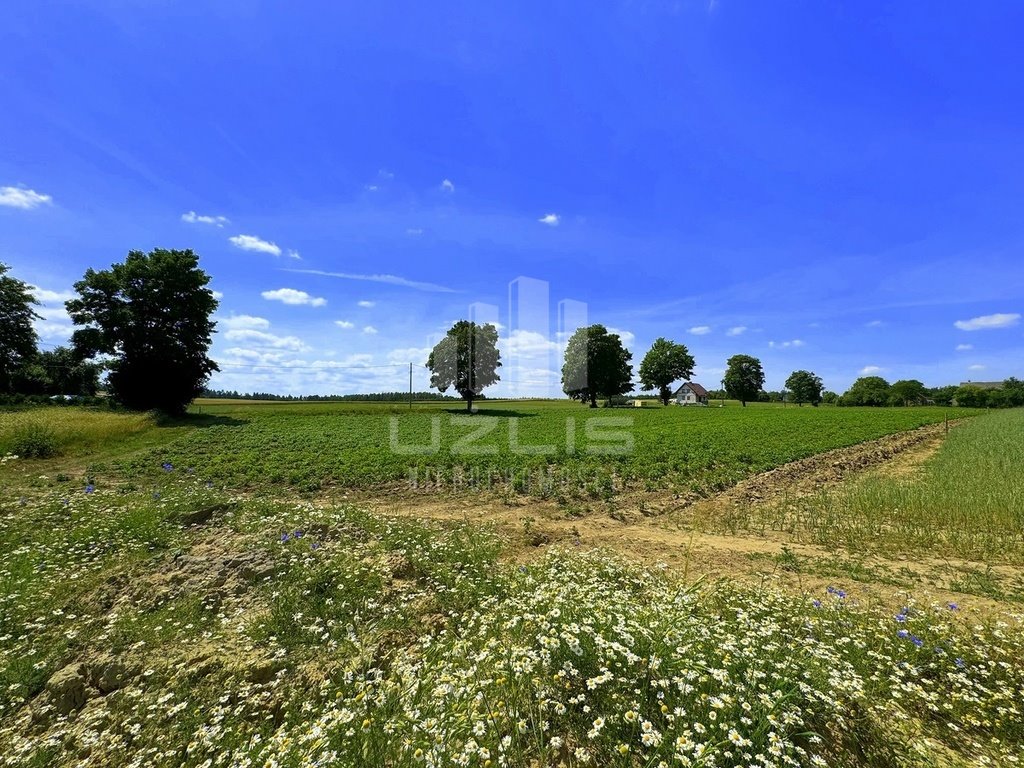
xmin=409 ymin=362 xmax=413 ymax=409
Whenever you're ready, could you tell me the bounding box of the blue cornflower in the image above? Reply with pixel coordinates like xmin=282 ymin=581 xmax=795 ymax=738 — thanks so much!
xmin=85 ymin=484 xmax=95 ymax=494
xmin=310 ymin=541 xmax=321 ymax=550
xmin=293 ymin=530 xmax=304 ymax=539
xmin=948 ymin=602 xmax=959 ymax=611
xmin=911 ymin=636 xmax=924 ymax=648
xmin=161 ymin=462 xmax=173 ymax=472
xmin=955 ymin=657 xmax=966 ymax=669
xmin=897 ymin=629 xmax=910 ymax=639
xmin=894 ymin=613 xmax=906 ymax=622
xmin=280 ymin=532 xmax=291 ymax=543
xmin=812 ymin=599 xmax=822 ymax=609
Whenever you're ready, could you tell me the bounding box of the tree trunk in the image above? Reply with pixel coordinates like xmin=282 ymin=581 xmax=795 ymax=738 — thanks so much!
xmin=466 ymin=396 xmax=473 ymax=413
xmin=589 ymin=393 xmax=597 ymax=408
xmin=661 ymin=386 xmax=670 ymax=406
xmin=741 ymin=400 xmax=747 ymax=407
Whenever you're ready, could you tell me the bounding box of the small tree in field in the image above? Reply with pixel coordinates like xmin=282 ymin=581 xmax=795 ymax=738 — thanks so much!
xmin=66 ymin=249 xmax=219 ymax=414
xmin=639 ymin=338 xmax=695 ymax=406
xmin=723 ymin=354 xmax=765 ymax=406
xmin=0 ymin=263 xmax=40 ymax=393
xmin=427 ymin=321 xmax=501 ymax=412
xmin=561 ymin=324 xmax=633 ymax=407
xmin=785 ymin=370 xmax=823 ymax=406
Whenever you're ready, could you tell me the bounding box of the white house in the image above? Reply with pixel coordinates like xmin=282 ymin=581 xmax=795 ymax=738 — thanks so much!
xmin=674 ymin=381 xmax=709 ymax=405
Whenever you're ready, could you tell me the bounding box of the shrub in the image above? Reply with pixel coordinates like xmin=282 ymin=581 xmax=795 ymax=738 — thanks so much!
xmin=9 ymin=423 xmax=60 ymax=458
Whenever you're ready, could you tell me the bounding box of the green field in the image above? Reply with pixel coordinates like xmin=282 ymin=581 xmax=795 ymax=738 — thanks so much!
xmin=2 ymin=403 xmax=1022 ymax=767
xmin=86 ymin=400 xmax=970 ymax=497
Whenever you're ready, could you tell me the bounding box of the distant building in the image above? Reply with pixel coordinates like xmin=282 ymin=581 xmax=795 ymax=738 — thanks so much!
xmin=674 ymin=382 xmax=709 ymax=405
xmin=959 ymin=381 xmax=1003 ymax=390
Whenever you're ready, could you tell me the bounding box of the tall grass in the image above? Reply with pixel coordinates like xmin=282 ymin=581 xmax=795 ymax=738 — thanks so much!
xmin=735 ymin=409 xmax=1024 ymax=563
xmin=0 ymin=407 xmax=154 ymax=458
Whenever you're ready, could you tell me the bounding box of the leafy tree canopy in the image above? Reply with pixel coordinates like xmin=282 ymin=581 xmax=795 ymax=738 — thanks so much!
xmin=426 ymin=320 xmax=501 ymax=412
xmin=785 ymin=370 xmax=824 ymax=406
xmin=66 ymin=249 xmax=219 ymax=414
xmin=562 ymin=324 xmax=634 ymax=407
xmin=890 ymin=379 xmax=928 ymax=406
xmin=841 ymin=376 xmax=891 ymax=407
xmin=639 ymin=338 xmax=695 ymax=406
xmin=723 ymin=354 xmax=765 ymax=406
xmin=0 ymin=262 xmax=40 ymax=393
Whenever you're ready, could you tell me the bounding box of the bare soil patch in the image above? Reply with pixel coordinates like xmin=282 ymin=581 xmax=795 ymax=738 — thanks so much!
xmin=359 ymin=420 xmax=1022 ymax=610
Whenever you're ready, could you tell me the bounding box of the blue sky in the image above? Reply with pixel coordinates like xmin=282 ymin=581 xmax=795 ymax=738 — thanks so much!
xmin=2 ymin=1 xmax=1023 ymax=397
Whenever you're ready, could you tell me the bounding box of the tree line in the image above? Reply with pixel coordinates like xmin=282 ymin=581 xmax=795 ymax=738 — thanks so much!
xmin=2 ymin=252 xmax=1021 ymax=413
xmin=201 ymin=389 xmax=462 ymax=402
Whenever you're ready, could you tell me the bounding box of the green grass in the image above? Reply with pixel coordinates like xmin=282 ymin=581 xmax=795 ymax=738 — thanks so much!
xmin=2 ymin=477 xmax=1021 ymax=766
xmin=98 ymin=400 xmax=972 ymax=496
xmin=724 ymin=408 xmax=1024 ymax=563
xmin=0 ymin=407 xmax=156 ymax=458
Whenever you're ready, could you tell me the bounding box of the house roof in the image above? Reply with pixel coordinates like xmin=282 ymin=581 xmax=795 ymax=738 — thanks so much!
xmin=959 ymin=381 xmax=1003 ymax=390
xmin=673 ymin=381 xmax=709 ymax=397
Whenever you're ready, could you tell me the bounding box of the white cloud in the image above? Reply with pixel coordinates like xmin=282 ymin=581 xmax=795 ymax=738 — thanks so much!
xmin=212 ymin=290 xmax=224 ymax=300
xmin=378 ymin=169 xmax=395 ymax=181
xmin=181 ymin=211 xmax=228 ymax=227
xmin=0 ymin=186 xmax=52 ymax=209
xmin=284 ymin=268 xmax=455 ymax=293
xmin=865 ymin=320 xmax=884 ymax=328
xmin=357 ymin=300 xmax=376 ymax=308
xmin=954 ymin=312 xmax=1020 ymax=331
xmin=30 ymin=286 xmax=75 ymax=303
xmin=406 ymin=228 xmax=424 ymax=236
xmin=769 ymin=339 xmax=805 ymax=349
xmin=440 ymin=179 xmax=455 ymax=193
xmin=223 ymin=329 xmax=309 ymax=351
xmin=387 ymin=347 xmax=432 ymax=365
xmin=968 ymin=364 xmax=986 ymax=371
xmin=221 ymin=314 xmax=270 ymax=330
xmin=538 ymin=213 xmax=560 ymax=226
xmin=726 ymin=326 xmax=747 ymax=337
xmin=230 ymin=234 xmax=282 ymax=257
xmin=955 ymin=343 xmax=973 ymax=351
xmin=261 ymin=288 xmax=327 ymax=307
xmin=689 ymin=326 xmax=712 ymax=335
xmin=859 ymin=365 xmax=884 ymax=375
xmin=286 ymin=249 xmax=301 ymax=260
xmin=335 ymin=320 xmax=355 ymax=329
xmin=362 ymin=326 xmax=378 ymax=335
xmin=502 ymin=329 xmax=561 ymax=357
xmin=606 ymin=327 xmax=636 ymax=347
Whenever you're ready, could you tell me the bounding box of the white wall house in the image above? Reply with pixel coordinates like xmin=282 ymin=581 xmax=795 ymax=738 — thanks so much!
xmin=674 ymin=382 xmax=709 ymax=405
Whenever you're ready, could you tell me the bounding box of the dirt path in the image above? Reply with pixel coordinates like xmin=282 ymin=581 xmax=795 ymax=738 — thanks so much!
xmin=358 ymin=420 xmax=1023 ymax=611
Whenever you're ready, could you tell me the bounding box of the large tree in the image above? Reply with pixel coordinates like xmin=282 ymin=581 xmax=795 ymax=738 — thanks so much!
xmin=785 ymin=370 xmax=823 ymax=406
xmin=890 ymin=379 xmax=927 ymax=406
xmin=426 ymin=320 xmax=501 ymax=412
xmin=639 ymin=337 xmax=695 ymax=406
xmin=0 ymin=262 xmax=40 ymax=393
xmin=842 ymin=376 xmax=891 ymax=407
xmin=561 ymin=324 xmax=633 ymax=407
xmin=66 ymin=249 xmax=219 ymax=414
xmin=722 ymin=354 xmax=765 ymax=407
